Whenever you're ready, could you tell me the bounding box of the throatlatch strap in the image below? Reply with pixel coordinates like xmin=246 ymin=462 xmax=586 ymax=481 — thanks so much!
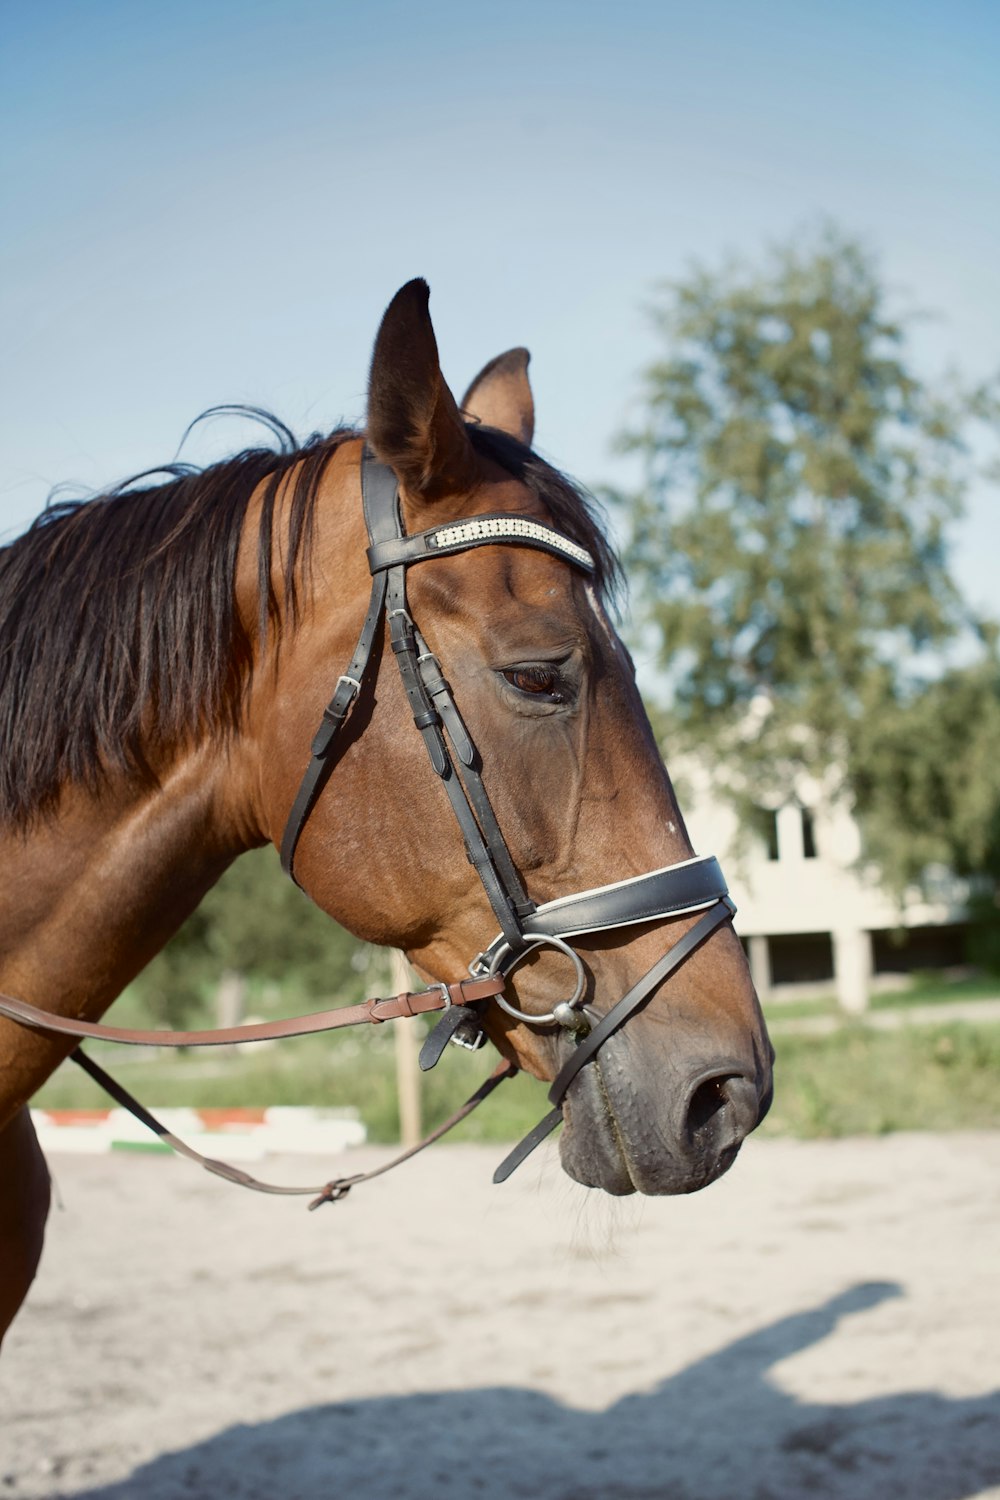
xmin=279 ymin=569 xmax=388 ymax=879
xmin=280 ymin=451 xmax=399 ymax=880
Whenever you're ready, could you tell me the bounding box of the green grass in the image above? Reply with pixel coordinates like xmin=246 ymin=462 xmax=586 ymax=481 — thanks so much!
xmin=762 ymin=994 xmax=838 ymax=1020
xmin=761 ymin=972 xmax=1000 ymax=1021
xmin=869 ymin=973 xmax=1000 ymax=1008
xmin=760 ymin=1022 xmax=1000 ymax=1137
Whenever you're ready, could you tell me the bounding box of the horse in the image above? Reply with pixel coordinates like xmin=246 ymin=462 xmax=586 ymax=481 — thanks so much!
xmin=0 ymin=280 xmax=773 ymax=1342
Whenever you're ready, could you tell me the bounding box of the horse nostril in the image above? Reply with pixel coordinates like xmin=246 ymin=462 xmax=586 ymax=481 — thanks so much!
xmin=686 ymin=1074 xmax=729 ymax=1134
xmin=683 ymin=1071 xmax=761 ymax=1150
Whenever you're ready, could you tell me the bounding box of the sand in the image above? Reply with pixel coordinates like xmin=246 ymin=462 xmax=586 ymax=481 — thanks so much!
xmin=1 ymin=1132 xmax=998 ymax=1499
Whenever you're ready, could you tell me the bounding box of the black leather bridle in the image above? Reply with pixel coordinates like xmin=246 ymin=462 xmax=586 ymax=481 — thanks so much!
xmin=279 ymin=449 xmax=737 ymax=1181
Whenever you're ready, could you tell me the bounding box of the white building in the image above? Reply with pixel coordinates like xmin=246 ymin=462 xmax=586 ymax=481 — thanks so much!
xmin=681 ymin=766 xmax=970 ymax=1012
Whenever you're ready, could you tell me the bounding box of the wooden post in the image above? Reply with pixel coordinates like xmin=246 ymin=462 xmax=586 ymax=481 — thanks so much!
xmin=832 ymin=927 xmax=873 ymax=1014
xmin=215 ymin=969 xmax=246 ymax=1054
xmin=391 ymin=949 xmax=422 ymax=1147
xmin=747 ymin=934 xmax=772 ymax=1004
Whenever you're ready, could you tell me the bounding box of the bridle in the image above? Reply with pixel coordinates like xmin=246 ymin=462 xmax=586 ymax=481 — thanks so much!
xmin=0 ymin=447 xmax=736 ymax=1202
xmin=279 ymin=450 xmax=736 ymax=1182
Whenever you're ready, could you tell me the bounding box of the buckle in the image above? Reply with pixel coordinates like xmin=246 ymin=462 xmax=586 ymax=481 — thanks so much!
xmin=430 ymin=981 xmax=451 ymax=1011
xmin=450 ymin=1016 xmax=488 ymax=1051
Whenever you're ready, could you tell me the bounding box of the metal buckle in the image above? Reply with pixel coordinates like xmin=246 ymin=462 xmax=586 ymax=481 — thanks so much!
xmin=450 ymin=1021 xmax=488 ymax=1051
xmin=430 ymin=981 xmax=452 ymax=1011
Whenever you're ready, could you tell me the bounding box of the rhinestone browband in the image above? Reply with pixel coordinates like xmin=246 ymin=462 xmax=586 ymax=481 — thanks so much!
xmin=428 ymin=517 xmax=594 ymax=570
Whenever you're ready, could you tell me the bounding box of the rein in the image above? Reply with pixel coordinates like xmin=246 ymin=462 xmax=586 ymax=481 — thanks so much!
xmin=1 ymin=448 xmax=738 ymax=1203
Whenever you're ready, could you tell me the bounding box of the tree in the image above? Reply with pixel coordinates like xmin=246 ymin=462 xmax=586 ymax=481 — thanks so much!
xmin=132 ymin=846 xmax=369 ymax=1027
xmin=852 ymin=650 xmax=1000 ymax=965
xmin=614 ymin=227 xmax=998 ymax=899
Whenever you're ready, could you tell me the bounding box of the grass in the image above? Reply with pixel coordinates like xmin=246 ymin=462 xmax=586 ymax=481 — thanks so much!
xmin=32 ymin=973 xmax=1000 ymax=1143
xmin=760 ymin=1022 xmax=1000 ymax=1137
xmin=869 ymin=973 xmax=1000 ymax=1008
xmin=762 ymin=995 xmax=839 ymax=1020
xmin=761 ymin=972 xmax=1000 ymax=1021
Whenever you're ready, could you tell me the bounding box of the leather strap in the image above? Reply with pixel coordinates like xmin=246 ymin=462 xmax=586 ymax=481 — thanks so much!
xmin=415 ymin=627 xmax=534 ymax=925
xmin=477 ymin=856 xmax=728 ymax=974
xmin=279 ymin=569 xmax=388 ymax=878
xmin=70 ymin=1045 xmax=517 ymax=1207
xmin=0 ymin=976 xmax=504 ymax=1049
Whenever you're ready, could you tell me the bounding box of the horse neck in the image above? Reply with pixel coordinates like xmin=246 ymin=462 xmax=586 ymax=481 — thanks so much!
xmin=0 ymin=739 xmax=258 ymax=1036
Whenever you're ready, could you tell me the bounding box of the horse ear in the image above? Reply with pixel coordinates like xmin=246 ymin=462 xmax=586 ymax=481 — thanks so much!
xmin=367 ymin=279 xmax=477 ymax=502
xmin=460 ymin=348 xmax=535 ymax=447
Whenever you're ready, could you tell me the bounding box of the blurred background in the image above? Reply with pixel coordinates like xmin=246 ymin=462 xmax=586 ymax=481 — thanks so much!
xmin=3 ymin=0 xmax=998 ymax=1142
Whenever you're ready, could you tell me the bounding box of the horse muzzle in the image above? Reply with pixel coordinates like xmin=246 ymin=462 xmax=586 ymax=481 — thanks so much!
xmin=559 ymin=1042 xmax=772 ymax=1197
xmin=453 ymin=855 xmax=773 ymax=1188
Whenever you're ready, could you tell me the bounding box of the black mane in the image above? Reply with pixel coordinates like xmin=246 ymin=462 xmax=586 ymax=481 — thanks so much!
xmin=0 ymin=415 xmax=619 ymax=830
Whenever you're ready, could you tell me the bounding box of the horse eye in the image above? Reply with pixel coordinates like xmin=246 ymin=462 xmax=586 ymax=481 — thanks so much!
xmin=503 ymin=666 xmax=564 ymax=701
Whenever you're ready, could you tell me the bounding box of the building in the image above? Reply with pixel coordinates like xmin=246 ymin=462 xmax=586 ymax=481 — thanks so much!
xmin=681 ymin=767 xmax=970 ymax=1012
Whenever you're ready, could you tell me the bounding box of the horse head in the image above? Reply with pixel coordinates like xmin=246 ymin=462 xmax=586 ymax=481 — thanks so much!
xmin=247 ymin=281 xmax=773 ymax=1196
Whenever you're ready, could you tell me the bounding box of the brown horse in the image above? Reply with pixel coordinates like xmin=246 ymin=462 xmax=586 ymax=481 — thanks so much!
xmin=0 ymin=281 xmax=772 ymax=1341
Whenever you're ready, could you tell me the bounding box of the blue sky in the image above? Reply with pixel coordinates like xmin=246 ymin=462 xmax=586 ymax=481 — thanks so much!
xmin=2 ymin=0 xmax=997 ymax=618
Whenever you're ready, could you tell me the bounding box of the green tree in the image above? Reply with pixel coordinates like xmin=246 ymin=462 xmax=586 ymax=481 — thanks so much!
xmin=852 ymin=651 xmax=1000 ymax=964
xmin=132 ymin=846 xmax=369 ymax=1027
xmin=615 ymin=228 xmax=998 ymax=901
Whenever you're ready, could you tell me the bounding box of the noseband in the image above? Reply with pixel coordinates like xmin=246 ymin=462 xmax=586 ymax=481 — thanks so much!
xmin=279 ymin=450 xmax=736 ymax=1181
xmin=1 ymin=448 xmax=737 ymax=1199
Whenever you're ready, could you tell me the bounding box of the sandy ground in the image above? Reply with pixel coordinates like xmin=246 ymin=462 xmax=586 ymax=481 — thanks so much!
xmin=1 ymin=1132 xmax=998 ymax=1500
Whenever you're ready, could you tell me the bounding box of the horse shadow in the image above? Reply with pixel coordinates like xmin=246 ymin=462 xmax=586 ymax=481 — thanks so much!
xmin=64 ymin=1281 xmax=999 ymax=1500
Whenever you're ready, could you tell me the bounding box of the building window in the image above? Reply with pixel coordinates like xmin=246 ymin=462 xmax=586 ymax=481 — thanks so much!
xmin=751 ymin=806 xmax=780 ymax=861
xmin=801 ymin=808 xmax=817 ymax=859
xmin=768 ymin=931 xmax=835 ymax=984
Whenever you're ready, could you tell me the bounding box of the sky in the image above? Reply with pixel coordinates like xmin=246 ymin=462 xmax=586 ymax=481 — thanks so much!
xmin=2 ymin=0 xmax=998 ymax=622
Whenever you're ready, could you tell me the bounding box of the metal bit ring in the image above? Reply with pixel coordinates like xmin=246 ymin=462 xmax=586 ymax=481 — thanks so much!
xmin=491 ymin=933 xmax=587 ymax=1027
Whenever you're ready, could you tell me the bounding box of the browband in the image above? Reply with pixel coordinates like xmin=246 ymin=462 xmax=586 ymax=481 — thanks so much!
xmin=367 ymin=515 xmax=595 ymax=575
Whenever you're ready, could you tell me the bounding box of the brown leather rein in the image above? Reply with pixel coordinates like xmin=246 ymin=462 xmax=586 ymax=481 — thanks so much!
xmin=0 ymin=976 xmax=512 ymax=1208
